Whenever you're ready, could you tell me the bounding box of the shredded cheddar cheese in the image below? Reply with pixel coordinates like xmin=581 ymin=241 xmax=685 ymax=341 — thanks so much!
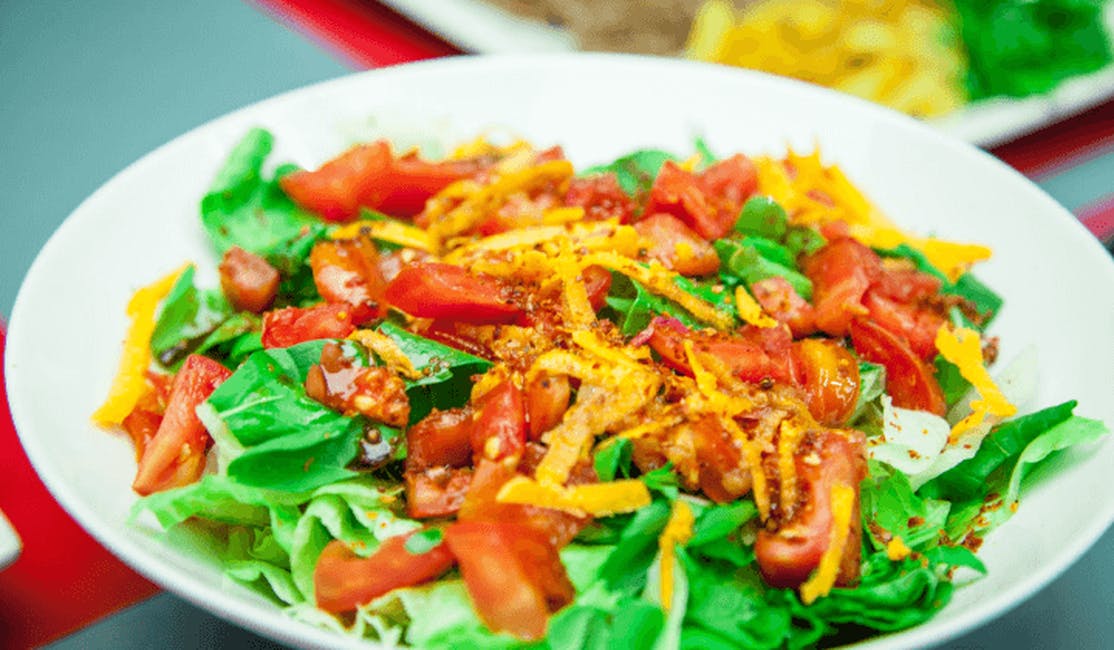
xmin=733 ymin=285 xmax=778 ymax=328
xmin=886 ymin=536 xmax=912 ymax=561
xmin=347 ymin=330 xmax=422 ymax=380
xmin=496 ymin=476 xmax=651 ymax=517
xmin=799 ymin=482 xmax=855 ymax=604
xmin=935 ymin=325 xmax=1017 ymax=442
xmin=92 ymin=263 xmax=190 ymax=426
xmin=658 ymin=499 xmax=695 ymax=611
xmin=776 ymin=417 xmax=804 ymax=512
xmin=328 ymin=219 xmax=435 ymax=252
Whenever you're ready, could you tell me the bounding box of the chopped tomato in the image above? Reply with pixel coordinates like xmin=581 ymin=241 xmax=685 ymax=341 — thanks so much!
xmin=755 ymin=429 xmax=866 ymax=589
xmin=132 ymin=355 xmax=231 ymax=495
xmin=645 ymin=155 xmax=758 ymax=240
xmin=863 ymin=290 xmax=945 ymax=361
xmin=309 ymin=237 xmax=387 ymax=324
xmin=647 ymin=317 xmax=795 ymax=385
xmin=280 ymin=142 xmax=392 ymax=222
xmin=407 ymin=407 xmax=474 ymax=471
xmin=849 ymin=319 xmax=946 ymax=415
xmin=801 ymin=238 xmax=881 ymax=337
xmin=121 ymin=376 xmax=169 ymax=461
xmin=458 ymin=460 xmax=586 ymax=548
xmin=218 ymin=246 xmax=279 ymax=313
xmin=580 ymin=264 xmax=613 ymax=312
xmin=444 ymin=521 xmax=575 ymax=641
xmin=690 ymin=415 xmax=752 ymax=503
xmin=382 ymin=154 xmax=489 ymax=216
xmin=261 ymin=303 xmax=355 ymax=349
xmin=751 ymin=276 xmax=817 ymax=338
xmin=405 ymin=467 xmax=474 ymax=519
xmin=634 ymin=212 xmax=720 ymax=276
xmin=314 ymin=534 xmax=455 ymax=613
xmin=525 ymin=372 xmax=570 ymax=440
xmin=384 ymin=262 xmax=521 ymax=324
xmin=793 ymin=339 xmax=861 ymax=427
xmin=563 ymin=174 xmax=636 ymax=222
xmin=280 ymin=142 xmax=489 ymax=221
xmin=304 ymin=342 xmax=410 ymax=427
xmin=471 ymin=379 xmax=527 ymax=462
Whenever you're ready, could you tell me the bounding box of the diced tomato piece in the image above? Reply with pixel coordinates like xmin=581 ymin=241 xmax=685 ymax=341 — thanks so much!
xmin=801 ymin=238 xmax=882 ymax=337
xmin=218 ymin=246 xmax=280 ymax=313
xmin=525 ymin=372 xmax=570 ymax=440
xmin=280 ymin=142 xmax=489 ymax=221
xmin=863 ymin=290 xmax=945 ymax=361
xmin=634 ymin=212 xmax=720 ymax=276
xmin=645 ymin=155 xmax=758 ymax=240
xmin=750 ymin=276 xmax=817 ymax=338
xmin=309 ymin=238 xmax=387 ymax=324
xmin=304 ymin=342 xmax=410 ymax=426
xmin=314 ymin=534 xmax=455 ymax=613
xmin=121 ymin=380 xmax=166 ymax=461
xmin=690 ymin=415 xmax=752 ymax=503
xmin=581 ymin=265 xmax=612 ymax=311
xmin=459 ymin=460 xmax=586 ymax=548
xmin=563 ymin=174 xmax=636 ymax=222
xmin=407 ymin=407 xmax=474 ymax=471
xmin=793 ymin=339 xmax=861 ymax=427
xmin=132 ymin=355 xmax=231 ymax=495
xmin=384 ymin=262 xmax=521 ymax=324
xmin=647 ymin=317 xmax=794 ymax=385
xmin=849 ymin=319 xmax=946 ymax=415
xmin=471 ymin=379 xmax=527 ymax=462
xmin=874 ymin=264 xmax=943 ymax=303
xmin=444 ymin=521 xmax=574 ymax=641
xmin=755 ymin=429 xmax=866 ymax=589
xmin=405 ymin=467 xmax=474 ymax=519
xmin=280 ymin=142 xmax=392 ymax=222
xmin=380 ymin=155 xmax=489 ymax=216
xmin=261 ymin=303 xmax=355 ymax=349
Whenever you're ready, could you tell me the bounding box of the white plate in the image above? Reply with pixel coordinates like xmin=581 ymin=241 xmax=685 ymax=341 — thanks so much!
xmin=7 ymin=55 xmax=1114 ymax=649
xmin=380 ymin=0 xmax=1114 ymax=147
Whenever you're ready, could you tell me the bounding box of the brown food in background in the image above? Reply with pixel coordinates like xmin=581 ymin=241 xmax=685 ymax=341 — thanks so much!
xmin=484 ymin=0 xmax=724 ymax=55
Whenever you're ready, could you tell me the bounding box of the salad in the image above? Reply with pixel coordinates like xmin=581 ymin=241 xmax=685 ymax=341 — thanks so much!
xmin=93 ymin=128 xmax=1108 ymax=648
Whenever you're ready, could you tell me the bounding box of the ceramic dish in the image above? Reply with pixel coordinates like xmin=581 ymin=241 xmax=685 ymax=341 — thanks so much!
xmin=7 ymin=55 xmax=1114 ymax=648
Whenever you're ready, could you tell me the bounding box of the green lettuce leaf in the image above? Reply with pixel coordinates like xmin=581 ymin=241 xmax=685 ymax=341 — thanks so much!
xmin=604 ymin=274 xmax=735 ymax=338
xmin=376 ymin=321 xmax=493 ymax=424
xmin=860 ymin=461 xmax=950 ymax=551
xmin=582 ymin=149 xmax=678 ymax=197
xmin=715 ymin=238 xmax=813 ymax=300
xmin=149 ymin=265 xmax=235 ymax=369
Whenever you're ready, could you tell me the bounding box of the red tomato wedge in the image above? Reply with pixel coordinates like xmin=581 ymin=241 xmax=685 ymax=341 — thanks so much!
xmin=751 ymin=276 xmax=817 ymax=338
xmin=444 ymin=521 xmax=575 ymax=641
xmin=849 ymin=318 xmax=946 ymax=415
xmin=458 ymin=460 xmax=587 ymax=548
xmin=563 ymin=173 xmax=636 ymax=223
xmin=792 ymin=338 xmax=861 ymax=427
xmin=314 ymin=534 xmax=455 ymax=613
xmin=645 ymin=155 xmax=758 ymax=240
xmin=405 ymin=468 xmax=474 ymax=519
xmin=406 ymin=407 xmax=475 ymax=471
xmin=525 ymin=372 xmax=570 ymax=440
xmin=309 ymin=238 xmax=388 ymax=325
xmin=755 ymin=430 xmax=866 ymax=589
xmin=580 ymin=264 xmax=613 ymax=312
xmin=279 ymin=142 xmax=489 ymax=221
xmin=218 ymin=246 xmax=280 ymax=313
xmin=801 ymin=238 xmax=881 ymax=337
xmin=471 ymin=379 xmax=527 ymax=462
xmin=384 ymin=262 xmax=521 ymax=323
xmin=261 ymin=303 xmax=355 ymax=349
xmin=647 ymin=317 xmax=795 ymax=385
xmin=634 ymin=212 xmax=720 ymax=276
xmin=132 ymin=355 xmax=231 ymax=495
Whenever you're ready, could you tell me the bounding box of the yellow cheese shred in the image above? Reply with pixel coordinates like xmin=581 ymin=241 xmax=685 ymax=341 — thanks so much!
xmin=800 ymin=482 xmax=855 ymax=605
xmin=585 ymin=251 xmax=735 ymax=330
xmin=92 ymin=263 xmax=190 ymax=426
xmin=886 ymin=536 xmax=912 ymax=561
xmin=347 ymin=329 xmax=422 ymax=380
xmin=935 ymin=325 xmax=1017 ymax=442
xmin=329 ymin=219 xmax=435 ymax=253
xmin=734 ymin=285 xmax=778 ymax=328
xmin=776 ymin=417 xmax=804 ymax=513
xmin=496 ymin=476 xmax=651 ymax=517
xmin=658 ymin=499 xmax=695 ymax=612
